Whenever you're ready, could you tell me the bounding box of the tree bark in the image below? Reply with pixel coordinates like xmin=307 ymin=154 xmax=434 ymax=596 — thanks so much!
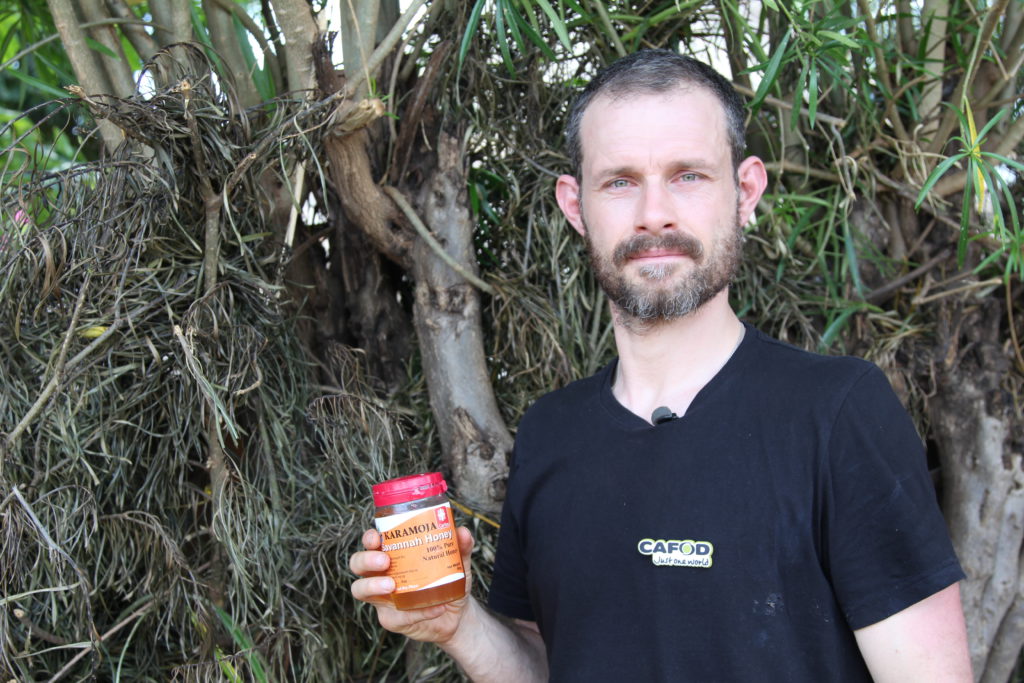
xmin=409 ymin=133 xmax=512 ymax=514
xmin=46 ymin=0 xmax=124 ymax=151
xmin=104 ymin=0 xmax=160 ymax=64
xmin=273 ymin=0 xmax=319 ymax=95
xmin=202 ymin=0 xmax=261 ymax=108
xmin=931 ymin=301 xmax=1022 ymax=680
xmin=80 ymin=0 xmax=135 ymax=96
xmin=340 ymin=0 xmax=381 ymax=98
xmin=149 ymin=0 xmax=192 ymax=46
xmin=918 ymin=0 xmax=948 ymax=141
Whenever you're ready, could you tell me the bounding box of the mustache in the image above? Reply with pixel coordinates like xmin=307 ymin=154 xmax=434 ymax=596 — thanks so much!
xmin=612 ymin=233 xmax=704 ymax=267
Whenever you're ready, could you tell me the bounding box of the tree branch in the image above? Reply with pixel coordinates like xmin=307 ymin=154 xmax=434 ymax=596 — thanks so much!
xmin=733 ymin=83 xmax=847 ymax=128
xmin=0 ymin=18 xmax=152 ymax=82
xmin=340 ymin=0 xmax=381 ymax=99
xmin=48 ymin=599 xmax=156 ymax=683
xmin=344 ymin=0 xmax=430 ymax=99
xmin=383 ymin=185 xmax=495 ymax=295
xmin=73 ymin=0 xmax=134 ymax=98
xmin=208 ymin=0 xmax=283 ymax=95
xmin=4 ymin=273 xmax=91 ymax=452
xmin=855 ymin=0 xmax=911 ymax=144
xmin=46 ymin=0 xmax=124 ymax=151
xmin=201 ymin=0 xmax=261 ymax=108
xmin=149 ymin=0 xmax=191 ymax=45
xmin=917 ymin=0 xmax=949 ymax=138
xmin=102 ymin=0 xmax=159 ymax=63
xmin=925 ymin=0 xmax=1012 ymax=157
xmin=270 ymin=0 xmax=318 ymax=96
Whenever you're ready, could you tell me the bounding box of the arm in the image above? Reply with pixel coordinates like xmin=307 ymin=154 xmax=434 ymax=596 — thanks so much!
xmin=439 ymin=600 xmax=547 ymax=682
xmin=854 ymin=583 xmax=972 ymax=682
xmin=350 ymin=527 xmax=548 ymax=683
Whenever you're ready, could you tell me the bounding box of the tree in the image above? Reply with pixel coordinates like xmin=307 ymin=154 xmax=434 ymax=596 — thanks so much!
xmin=0 ymin=0 xmax=1021 ymax=680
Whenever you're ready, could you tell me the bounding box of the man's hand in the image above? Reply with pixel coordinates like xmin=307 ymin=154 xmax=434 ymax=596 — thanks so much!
xmin=349 ymin=525 xmax=475 ymax=645
xmin=351 ymin=526 xmax=548 ymax=682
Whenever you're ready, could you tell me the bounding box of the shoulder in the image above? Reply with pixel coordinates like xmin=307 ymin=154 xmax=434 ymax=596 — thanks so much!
xmin=516 ymin=363 xmax=611 ymax=434
xmin=741 ymin=325 xmax=884 ymax=401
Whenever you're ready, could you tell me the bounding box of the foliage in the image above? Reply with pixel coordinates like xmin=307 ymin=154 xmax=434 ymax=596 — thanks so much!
xmin=0 ymin=0 xmax=88 ymax=169
xmin=0 ymin=46 xmax=421 ymax=681
xmin=1 ymin=0 xmax=1022 ymax=680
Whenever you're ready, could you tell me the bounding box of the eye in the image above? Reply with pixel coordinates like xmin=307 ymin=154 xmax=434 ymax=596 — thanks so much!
xmin=609 ymin=178 xmax=631 ymax=189
xmin=678 ymin=172 xmax=699 ymax=182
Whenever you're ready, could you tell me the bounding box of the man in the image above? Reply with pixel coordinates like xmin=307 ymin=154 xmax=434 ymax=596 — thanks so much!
xmin=350 ymin=50 xmax=972 ymax=681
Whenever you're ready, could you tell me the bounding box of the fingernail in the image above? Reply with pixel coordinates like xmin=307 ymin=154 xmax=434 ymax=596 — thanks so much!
xmin=379 ymin=578 xmax=395 ymax=593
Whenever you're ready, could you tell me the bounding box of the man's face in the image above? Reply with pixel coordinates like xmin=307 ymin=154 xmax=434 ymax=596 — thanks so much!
xmin=557 ymin=86 xmax=761 ymax=325
xmin=580 ymin=202 xmax=743 ymax=322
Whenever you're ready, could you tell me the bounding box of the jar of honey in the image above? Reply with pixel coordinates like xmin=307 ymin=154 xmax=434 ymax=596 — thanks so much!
xmin=372 ymin=472 xmax=466 ymax=610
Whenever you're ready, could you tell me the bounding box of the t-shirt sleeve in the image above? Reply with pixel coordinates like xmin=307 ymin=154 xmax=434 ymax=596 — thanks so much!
xmin=487 ymin=447 xmax=536 ymax=621
xmin=823 ymin=365 xmax=964 ymax=630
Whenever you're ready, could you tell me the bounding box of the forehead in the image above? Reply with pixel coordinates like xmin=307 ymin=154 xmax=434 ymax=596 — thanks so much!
xmin=578 ymin=87 xmax=730 ymax=171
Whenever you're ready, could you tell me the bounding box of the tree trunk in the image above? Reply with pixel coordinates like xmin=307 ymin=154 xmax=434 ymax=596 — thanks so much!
xmin=46 ymin=0 xmax=124 ymax=151
xmin=931 ymin=299 xmax=1022 ymax=681
xmin=408 ymin=132 xmax=512 ymax=515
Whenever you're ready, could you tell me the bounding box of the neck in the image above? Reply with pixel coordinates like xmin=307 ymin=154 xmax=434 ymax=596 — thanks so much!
xmin=610 ymin=289 xmax=744 ymax=422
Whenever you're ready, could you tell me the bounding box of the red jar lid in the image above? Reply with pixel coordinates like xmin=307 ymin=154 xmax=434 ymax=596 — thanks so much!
xmin=373 ymin=472 xmax=448 ymax=507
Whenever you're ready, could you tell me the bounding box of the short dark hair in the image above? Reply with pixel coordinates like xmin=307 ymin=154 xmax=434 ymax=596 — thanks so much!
xmin=565 ymin=49 xmax=747 ymax=179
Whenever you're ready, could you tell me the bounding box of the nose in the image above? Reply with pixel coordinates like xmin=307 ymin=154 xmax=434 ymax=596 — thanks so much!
xmin=636 ymin=182 xmax=677 ymax=233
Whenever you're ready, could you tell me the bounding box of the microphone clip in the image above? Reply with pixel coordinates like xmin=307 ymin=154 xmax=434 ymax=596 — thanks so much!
xmin=651 ymin=406 xmax=678 ymax=425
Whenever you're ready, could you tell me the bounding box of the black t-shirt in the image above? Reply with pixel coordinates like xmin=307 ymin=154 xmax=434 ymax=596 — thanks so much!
xmin=488 ymin=325 xmax=964 ymax=682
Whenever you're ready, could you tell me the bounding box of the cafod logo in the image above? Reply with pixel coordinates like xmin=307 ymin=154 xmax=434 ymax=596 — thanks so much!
xmin=637 ymin=537 xmax=714 ymax=568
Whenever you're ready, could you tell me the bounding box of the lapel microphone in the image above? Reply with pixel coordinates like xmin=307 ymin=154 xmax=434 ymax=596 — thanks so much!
xmin=651 ymin=406 xmax=678 ymax=425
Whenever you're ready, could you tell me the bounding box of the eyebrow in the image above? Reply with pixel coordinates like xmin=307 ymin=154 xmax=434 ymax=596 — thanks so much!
xmin=593 ymin=160 xmax=716 ymax=180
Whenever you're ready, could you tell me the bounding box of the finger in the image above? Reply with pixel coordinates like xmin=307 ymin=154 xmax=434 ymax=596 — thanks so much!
xmin=349 ymin=549 xmax=390 ymax=577
xmin=378 ymin=603 xmax=448 ymax=631
xmin=454 ymin=526 xmax=475 ymax=591
xmin=362 ymin=528 xmax=381 ymax=550
xmin=351 ymin=574 xmax=396 ymax=604
xmin=456 ymin=526 xmax=475 ymax=555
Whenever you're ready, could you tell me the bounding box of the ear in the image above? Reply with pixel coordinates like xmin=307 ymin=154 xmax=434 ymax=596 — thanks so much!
xmin=736 ymin=156 xmax=768 ymax=225
xmin=555 ymin=174 xmax=586 ymax=236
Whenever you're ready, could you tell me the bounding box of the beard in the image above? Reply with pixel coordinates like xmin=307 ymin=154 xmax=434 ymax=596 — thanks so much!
xmin=583 ymin=212 xmax=744 ymax=324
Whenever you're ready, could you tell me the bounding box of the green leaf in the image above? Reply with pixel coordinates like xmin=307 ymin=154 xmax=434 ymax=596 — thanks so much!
xmin=807 ymin=60 xmax=819 ymax=128
xmin=534 ymin=0 xmax=572 ymax=49
xmin=763 ymin=0 xmax=780 ymax=11
xmin=914 ymin=152 xmax=967 ymax=209
xmin=562 ymin=0 xmax=591 ymax=21
xmin=501 ymin=0 xmax=527 ymax=54
xmin=494 ymin=0 xmax=517 ymax=77
xmin=84 ymin=37 xmax=118 ymax=60
xmin=33 ymin=52 xmax=79 ymax=85
xmin=977 ymin=162 xmax=1004 ymax=237
xmin=974 ymin=106 xmax=1007 ymax=144
xmin=818 ymin=29 xmax=859 ymax=48
xmin=120 ymin=33 xmax=141 ymax=74
xmin=5 ymin=68 xmax=69 ymax=99
xmin=983 ymin=152 xmax=1024 ymax=174
xmin=750 ymin=30 xmax=792 ymax=112
xmin=190 ymin=2 xmax=216 ymax=50
xmin=213 ymin=606 xmax=267 ymax=683
xmin=508 ymin=7 xmax=557 ymax=60
xmin=458 ymin=0 xmax=488 ymax=70
xmin=820 ymin=304 xmax=869 ymax=350
xmin=973 ymin=242 xmax=1007 ymax=274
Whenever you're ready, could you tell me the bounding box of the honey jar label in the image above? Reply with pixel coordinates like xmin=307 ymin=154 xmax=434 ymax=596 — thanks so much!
xmin=375 ymin=503 xmax=464 ymax=593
